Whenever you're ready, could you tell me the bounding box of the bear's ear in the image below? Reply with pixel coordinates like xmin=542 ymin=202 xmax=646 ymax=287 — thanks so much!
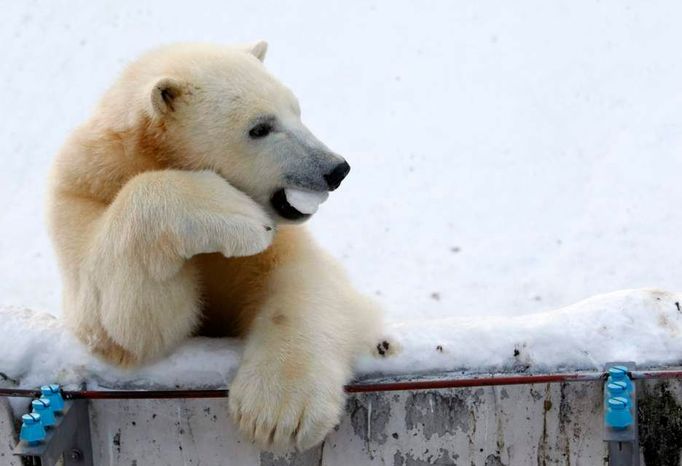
xmin=149 ymin=77 xmax=185 ymax=116
xmin=248 ymin=40 xmax=268 ymax=62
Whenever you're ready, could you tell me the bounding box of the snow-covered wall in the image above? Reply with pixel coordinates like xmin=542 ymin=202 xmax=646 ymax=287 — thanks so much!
xmin=2 ymin=1 xmax=682 ymax=323
xmin=2 ymin=288 xmax=681 ymax=464
xmin=1 ymin=289 xmax=681 ymax=390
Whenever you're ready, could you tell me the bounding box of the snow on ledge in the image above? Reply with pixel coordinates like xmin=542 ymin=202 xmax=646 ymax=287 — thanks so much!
xmin=0 ymin=288 xmax=681 ymax=390
xmin=358 ymin=288 xmax=682 ymax=375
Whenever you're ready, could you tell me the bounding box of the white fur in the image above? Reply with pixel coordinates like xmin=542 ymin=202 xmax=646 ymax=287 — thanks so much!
xmin=46 ymin=42 xmax=382 ymax=452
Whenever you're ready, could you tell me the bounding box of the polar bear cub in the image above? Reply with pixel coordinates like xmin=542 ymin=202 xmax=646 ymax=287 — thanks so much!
xmin=46 ymin=42 xmax=382 ymax=451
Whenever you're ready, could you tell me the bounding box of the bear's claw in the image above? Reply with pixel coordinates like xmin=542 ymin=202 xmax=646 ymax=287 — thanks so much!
xmin=373 ymin=337 xmax=401 ymax=358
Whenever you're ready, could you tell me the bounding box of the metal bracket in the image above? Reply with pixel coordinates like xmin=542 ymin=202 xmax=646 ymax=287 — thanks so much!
xmin=13 ymin=399 xmax=93 ymax=466
xmin=604 ymin=361 xmax=640 ymax=466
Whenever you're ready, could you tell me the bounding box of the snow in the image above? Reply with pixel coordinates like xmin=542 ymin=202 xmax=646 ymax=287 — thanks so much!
xmin=2 ymin=1 xmax=682 ymax=382
xmin=359 ymin=288 xmax=682 ymax=375
xmin=284 ymin=188 xmax=329 ymax=215
xmin=0 ymin=306 xmax=244 ymax=390
xmin=1 ymin=288 xmax=681 ymax=390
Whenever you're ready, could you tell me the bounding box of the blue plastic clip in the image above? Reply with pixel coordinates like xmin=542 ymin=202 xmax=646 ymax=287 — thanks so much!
xmin=20 ymin=413 xmax=46 ymax=445
xmin=40 ymin=384 xmax=65 ymax=412
xmin=32 ymin=398 xmax=56 ymax=427
xmin=607 ymin=366 xmax=633 ymax=392
xmin=605 ymin=396 xmax=633 ymax=429
xmin=606 ymin=380 xmax=629 ymax=404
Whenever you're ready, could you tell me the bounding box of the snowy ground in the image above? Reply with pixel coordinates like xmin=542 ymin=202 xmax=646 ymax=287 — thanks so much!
xmin=2 ymin=2 xmax=682 ymax=325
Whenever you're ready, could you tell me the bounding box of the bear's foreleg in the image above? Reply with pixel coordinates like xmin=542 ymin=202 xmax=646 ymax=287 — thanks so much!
xmin=228 ymin=256 xmax=382 ymax=452
xmin=83 ymin=169 xmax=274 ymax=365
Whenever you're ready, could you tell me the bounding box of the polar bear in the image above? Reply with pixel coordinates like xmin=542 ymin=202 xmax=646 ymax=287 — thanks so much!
xmin=46 ymin=42 xmax=382 ymax=451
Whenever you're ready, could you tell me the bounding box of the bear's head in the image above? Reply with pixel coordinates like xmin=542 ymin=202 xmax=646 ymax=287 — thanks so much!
xmin=119 ymin=42 xmax=349 ymax=222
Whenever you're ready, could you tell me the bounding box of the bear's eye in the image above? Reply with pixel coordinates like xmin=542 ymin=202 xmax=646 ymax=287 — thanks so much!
xmin=249 ymin=122 xmax=272 ymax=139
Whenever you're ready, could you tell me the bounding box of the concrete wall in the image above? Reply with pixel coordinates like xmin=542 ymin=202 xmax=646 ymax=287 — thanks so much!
xmin=2 ymin=378 xmax=682 ymax=465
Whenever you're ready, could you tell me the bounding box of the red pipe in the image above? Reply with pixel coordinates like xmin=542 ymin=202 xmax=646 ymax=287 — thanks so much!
xmin=0 ymin=369 xmax=678 ymax=400
xmin=69 ymin=389 xmax=229 ymax=400
xmin=632 ymin=369 xmax=682 ymax=380
xmin=345 ymin=372 xmax=604 ymax=393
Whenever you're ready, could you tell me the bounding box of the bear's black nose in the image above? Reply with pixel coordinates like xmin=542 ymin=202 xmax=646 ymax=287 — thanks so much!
xmin=324 ymin=161 xmax=351 ymax=191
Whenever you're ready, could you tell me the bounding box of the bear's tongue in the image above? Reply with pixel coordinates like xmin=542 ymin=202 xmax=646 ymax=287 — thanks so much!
xmin=283 ymin=188 xmax=329 ymax=215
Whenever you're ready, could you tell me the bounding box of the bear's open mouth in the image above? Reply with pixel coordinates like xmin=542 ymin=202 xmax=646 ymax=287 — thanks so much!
xmin=270 ymin=188 xmax=329 ymax=220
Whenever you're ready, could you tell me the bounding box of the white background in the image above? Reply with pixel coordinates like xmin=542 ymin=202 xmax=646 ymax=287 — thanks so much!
xmin=2 ymin=1 xmax=682 ymax=322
